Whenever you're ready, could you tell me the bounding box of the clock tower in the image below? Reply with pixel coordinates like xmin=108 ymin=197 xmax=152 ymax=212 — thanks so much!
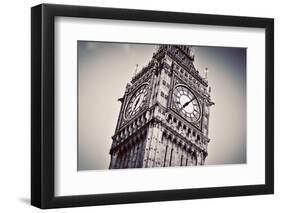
xmin=109 ymin=45 xmax=214 ymax=169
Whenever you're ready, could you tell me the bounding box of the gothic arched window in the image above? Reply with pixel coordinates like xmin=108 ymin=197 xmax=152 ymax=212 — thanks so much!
xmin=191 ymin=153 xmax=197 ymax=166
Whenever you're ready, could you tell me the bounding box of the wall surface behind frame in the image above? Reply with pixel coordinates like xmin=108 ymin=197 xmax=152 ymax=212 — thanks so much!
xmin=0 ymin=0 xmax=279 ymax=212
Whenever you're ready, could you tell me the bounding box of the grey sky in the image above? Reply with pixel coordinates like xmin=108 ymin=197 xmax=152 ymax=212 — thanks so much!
xmin=78 ymin=41 xmax=246 ymax=170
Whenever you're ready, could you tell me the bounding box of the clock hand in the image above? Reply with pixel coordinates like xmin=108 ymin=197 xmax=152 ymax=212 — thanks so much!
xmin=181 ymin=97 xmax=195 ymax=109
xmin=133 ymin=97 xmax=140 ymax=110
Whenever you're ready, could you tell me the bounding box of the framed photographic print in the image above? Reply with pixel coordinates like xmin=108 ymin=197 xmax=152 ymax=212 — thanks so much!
xmin=31 ymin=3 xmax=274 ymax=209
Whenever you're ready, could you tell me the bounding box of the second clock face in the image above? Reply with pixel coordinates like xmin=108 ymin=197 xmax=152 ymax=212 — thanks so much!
xmin=125 ymin=84 xmax=148 ymax=120
xmin=173 ymin=86 xmax=201 ymax=123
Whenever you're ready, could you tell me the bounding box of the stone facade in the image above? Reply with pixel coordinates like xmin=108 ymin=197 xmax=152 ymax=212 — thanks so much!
xmin=109 ymin=45 xmax=214 ymax=169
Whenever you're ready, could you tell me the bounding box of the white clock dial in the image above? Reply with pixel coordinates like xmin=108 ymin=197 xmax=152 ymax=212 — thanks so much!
xmin=173 ymin=86 xmax=201 ymax=123
xmin=125 ymin=84 xmax=148 ymax=120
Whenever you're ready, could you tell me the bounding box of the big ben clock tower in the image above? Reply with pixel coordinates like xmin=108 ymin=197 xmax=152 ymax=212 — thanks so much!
xmin=109 ymin=45 xmax=214 ymax=169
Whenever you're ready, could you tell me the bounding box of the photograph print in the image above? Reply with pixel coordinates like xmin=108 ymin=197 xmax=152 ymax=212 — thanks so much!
xmin=78 ymin=42 xmax=246 ymax=170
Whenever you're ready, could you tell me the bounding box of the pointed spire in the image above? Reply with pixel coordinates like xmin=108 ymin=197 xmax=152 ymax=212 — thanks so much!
xmin=204 ymin=67 xmax=209 ymax=79
xmin=134 ymin=64 xmax=139 ymax=76
xmin=189 ymin=46 xmax=195 ymax=59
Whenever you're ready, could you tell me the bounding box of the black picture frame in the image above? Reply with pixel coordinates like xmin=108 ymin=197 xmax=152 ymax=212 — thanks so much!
xmin=31 ymin=3 xmax=274 ymax=209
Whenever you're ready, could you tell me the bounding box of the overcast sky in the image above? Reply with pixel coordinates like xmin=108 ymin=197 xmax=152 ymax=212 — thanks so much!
xmin=78 ymin=41 xmax=246 ymax=170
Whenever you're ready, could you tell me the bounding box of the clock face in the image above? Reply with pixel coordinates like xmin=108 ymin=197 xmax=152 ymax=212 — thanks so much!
xmin=173 ymin=86 xmax=201 ymax=123
xmin=125 ymin=84 xmax=148 ymax=120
